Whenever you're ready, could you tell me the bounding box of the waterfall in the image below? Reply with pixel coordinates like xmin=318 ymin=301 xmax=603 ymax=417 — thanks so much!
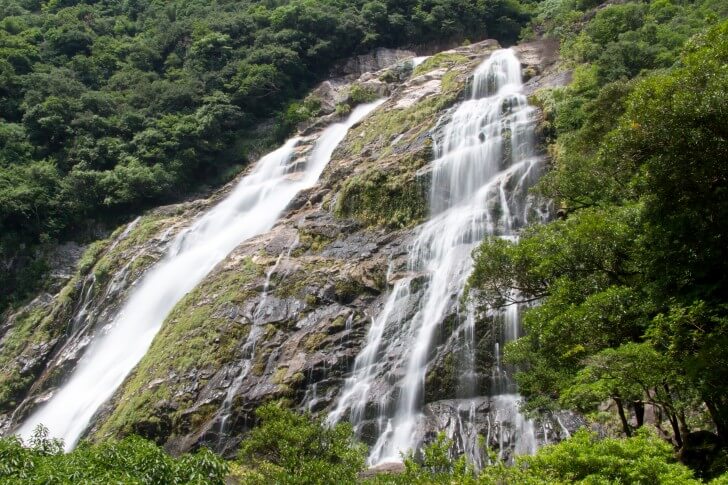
xmin=16 ymin=100 xmax=384 ymax=451
xmin=328 ymin=49 xmax=545 ymax=465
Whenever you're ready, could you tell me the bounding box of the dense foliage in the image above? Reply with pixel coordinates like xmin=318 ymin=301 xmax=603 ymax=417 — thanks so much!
xmin=0 ymin=425 xmax=227 ymax=484
xmin=469 ymin=1 xmax=728 ymax=478
xmin=373 ymin=429 xmax=710 ymax=484
xmin=0 ymin=0 xmax=530 ymax=312
xmin=234 ymin=402 xmax=367 ymax=484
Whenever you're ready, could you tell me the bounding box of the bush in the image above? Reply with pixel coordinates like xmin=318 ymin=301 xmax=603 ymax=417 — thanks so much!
xmin=237 ymin=402 xmax=367 ymax=484
xmin=0 ymin=425 xmax=228 ymax=484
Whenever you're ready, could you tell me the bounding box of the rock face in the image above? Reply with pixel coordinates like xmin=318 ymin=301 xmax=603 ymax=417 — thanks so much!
xmin=0 ymin=38 xmax=571 ymax=458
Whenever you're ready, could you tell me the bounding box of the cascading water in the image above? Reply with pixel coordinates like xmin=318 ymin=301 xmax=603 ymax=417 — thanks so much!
xmin=217 ymin=235 xmax=298 ymax=442
xmin=328 ymin=49 xmax=545 ymax=465
xmin=16 ymin=100 xmax=384 ymax=451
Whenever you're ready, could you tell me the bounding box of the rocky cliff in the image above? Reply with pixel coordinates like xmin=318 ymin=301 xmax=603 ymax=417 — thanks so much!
xmin=0 ymin=38 xmax=578 ymax=460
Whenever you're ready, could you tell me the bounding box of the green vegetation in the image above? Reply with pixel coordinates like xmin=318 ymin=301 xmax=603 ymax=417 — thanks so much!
xmin=0 ymin=425 xmax=227 ymax=484
xmin=469 ymin=3 xmax=728 ymax=478
xmin=371 ymin=428 xmax=712 ymax=484
xmin=347 ymin=84 xmax=379 ymax=105
xmin=332 ymin=52 xmax=472 ymax=229
xmin=335 ymin=159 xmax=429 ymax=229
xmin=3 ymin=0 xmax=728 ymax=481
xmin=0 ymin=0 xmax=530 ymax=314
xmin=228 ymin=404 xmax=718 ymax=484
xmin=235 ymin=402 xmax=366 ymax=484
xmin=340 ymin=80 xmax=462 ymax=158
xmin=412 ymin=51 xmax=470 ymax=76
xmin=231 ymin=405 xmax=728 ymax=484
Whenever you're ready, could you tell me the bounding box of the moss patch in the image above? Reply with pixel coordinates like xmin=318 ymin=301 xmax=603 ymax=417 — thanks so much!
xmin=413 ymin=52 xmax=469 ymax=77
xmin=303 ymin=332 xmax=328 ymax=352
xmin=334 ymin=150 xmax=430 ymax=228
xmin=340 ymin=92 xmax=457 ymax=159
xmin=297 ymin=230 xmax=335 ymax=254
xmin=425 ymin=353 xmax=458 ymax=403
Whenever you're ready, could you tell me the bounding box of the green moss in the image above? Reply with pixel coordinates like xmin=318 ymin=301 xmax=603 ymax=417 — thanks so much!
xmin=95 ymin=258 xmax=260 ymax=440
xmin=329 ymin=314 xmax=348 ymax=332
xmin=298 ymin=230 xmax=334 ymax=253
xmin=334 ymin=278 xmax=372 ymax=304
xmin=425 ymin=353 xmax=457 ymax=403
xmin=336 ymin=52 xmax=469 ymax=160
xmin=343 ymin=94 xmax=451 ymax=158
xmin=335 ymin=103 xmax=351 ymax=117
xmin=77 ymin=240 xmax=110 ymax=274
xmin=441 ymin=70 xmax=461 ymax=93
xmin=413 ymin=52 xmax=469 ymax=76
xmin=334 ymin=150 xmax=430 ymax=228
xmin=347 ymin=83 xmax=378 ymax=105
xmin=303 ymin=332 xmax=328 ymax=352
xmin=290 ymin=372 xmax=305 ymax=386
xmin=272 ymin=367 xmax=289 ymax=385
xmin=274 ymin=261 xmax=328 ymax=299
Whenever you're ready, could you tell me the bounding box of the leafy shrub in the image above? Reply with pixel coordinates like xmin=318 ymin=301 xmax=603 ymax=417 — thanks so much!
xmin=237 ymin=402 xmax=367 ymax=484
xmin=0 ymin=425 xmax=228 ymax=484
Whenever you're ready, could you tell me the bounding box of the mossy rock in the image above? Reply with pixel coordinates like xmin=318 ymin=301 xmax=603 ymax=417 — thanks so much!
xmin=0 ymin=237 xmax=114 ymax=412
xmin=338 ymin=80 xmax=462 ymax=159
xmin=334 ymin=149 xmax=431 ymax=228
xmin=297 ymin=230 xmax=335 ymax=253
xmin=424 ymin=353 xmax=458 ymax=403
xmin=303 ymin=332 xmax=328 ymax=352
xmin=95 ymin=258 xmax=260 ymax=440
xmin=413 ymin=52 xmax=469 ymax=77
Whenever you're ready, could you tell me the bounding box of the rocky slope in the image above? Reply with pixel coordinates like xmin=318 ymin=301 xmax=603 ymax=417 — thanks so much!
xmin=0 ymin=38 xmax=577 ymax=459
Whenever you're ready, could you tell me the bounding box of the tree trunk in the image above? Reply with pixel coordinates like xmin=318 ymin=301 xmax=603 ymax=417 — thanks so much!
xmin=615 ymin=397 xmax=632 ymax=437
xmin=633 ymin=401 xmax=645 ymax=428
xmin=705 ymin=397 xmax=728 ymax=443
xmin=667 ymin=411 xmax=683 ymax=449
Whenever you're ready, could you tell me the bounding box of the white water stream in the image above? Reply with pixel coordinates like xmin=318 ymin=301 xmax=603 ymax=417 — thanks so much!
xmin=329 ymin=49 xmax=544 ymax=465
xmin=17 ymin=100 xmax=384 ymax=450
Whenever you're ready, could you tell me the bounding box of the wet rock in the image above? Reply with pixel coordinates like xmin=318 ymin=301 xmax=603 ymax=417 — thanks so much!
xmin=335 ymin=48 xmax=418 ymax=78
xmin=360 ymin=462 xmax=406 ymax=478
